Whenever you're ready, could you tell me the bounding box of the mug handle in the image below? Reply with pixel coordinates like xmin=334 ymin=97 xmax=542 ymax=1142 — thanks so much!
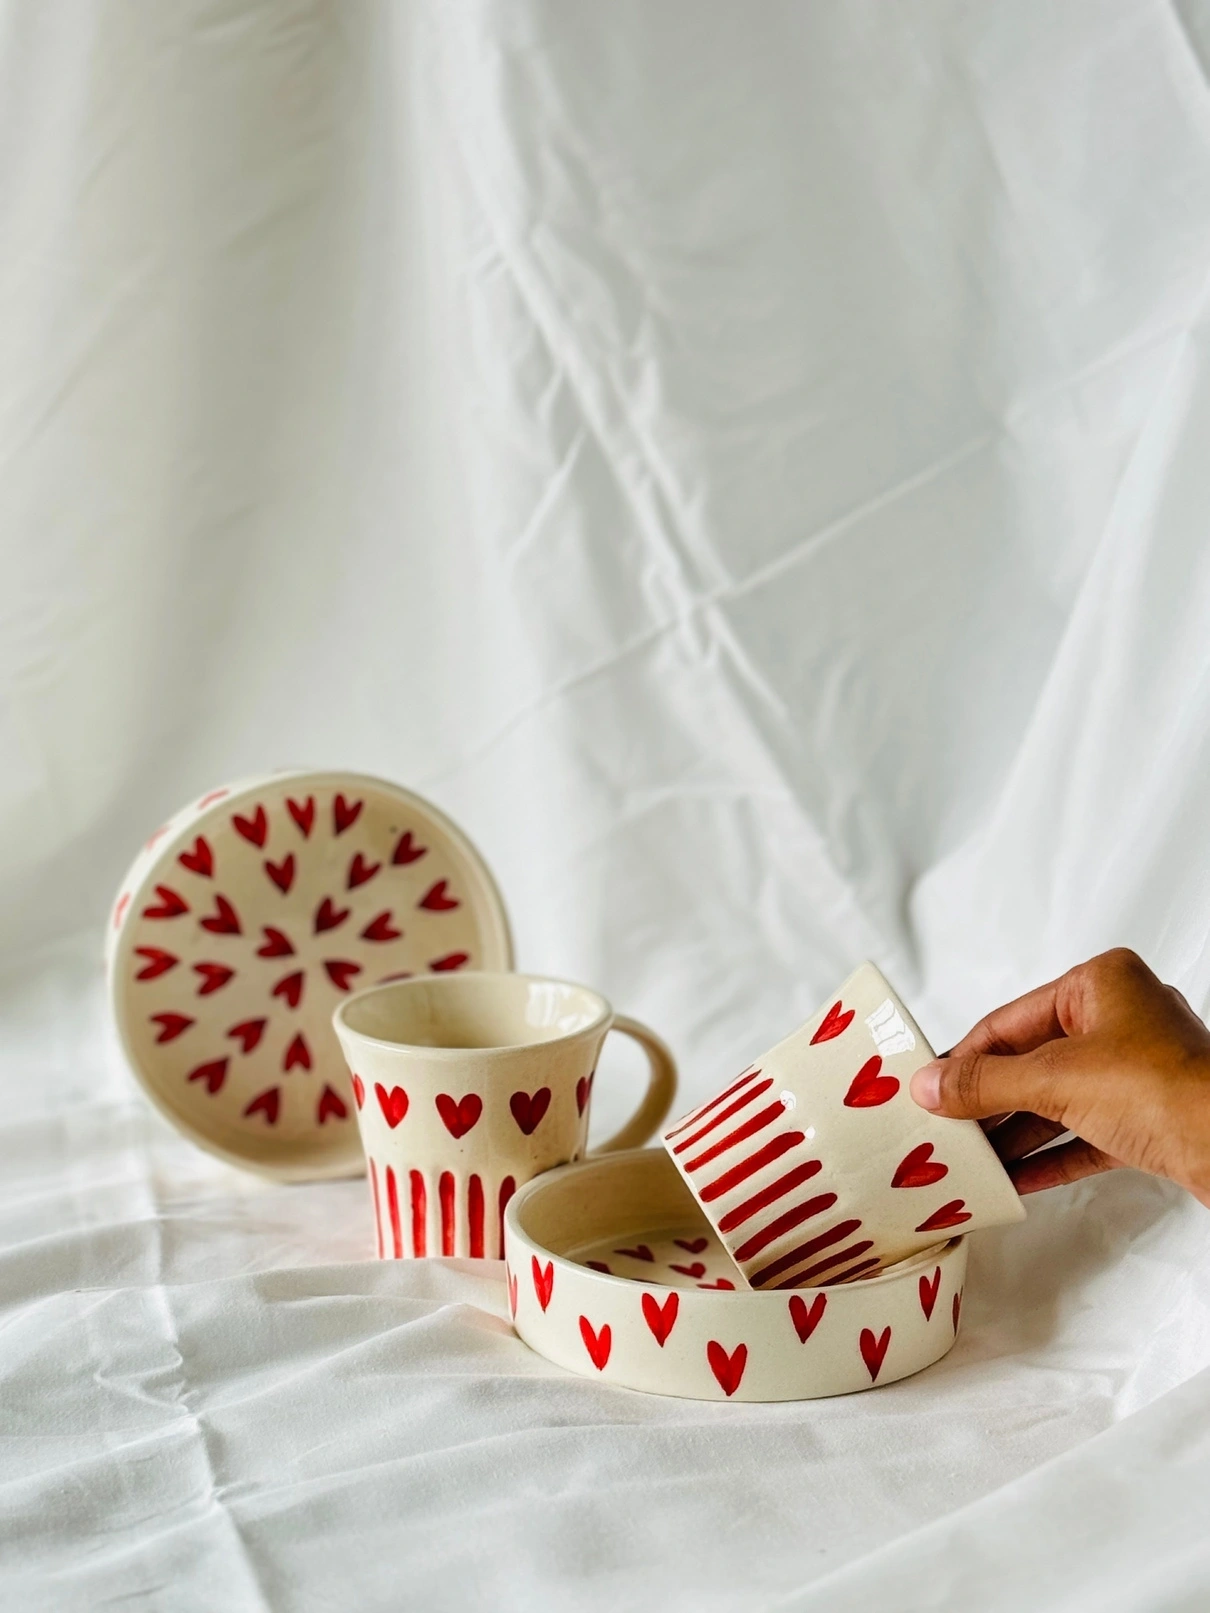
xmin=590 ymin=1014 xmax=678 ymax=1154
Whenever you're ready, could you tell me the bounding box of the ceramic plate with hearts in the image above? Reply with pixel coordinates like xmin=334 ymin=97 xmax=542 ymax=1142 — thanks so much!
xmin=505 ymin=1149 xmax=967 ymax=1401
xmin=106 ymin=771 xmax=513 ymax=1179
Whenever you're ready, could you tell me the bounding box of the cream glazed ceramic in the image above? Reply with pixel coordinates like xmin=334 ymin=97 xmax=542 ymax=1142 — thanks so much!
xmin=505 ymin=1148 xmax=968 ymax=1400
xmin=106 ymin=770 xmax=513 ymax=1180
xmin=333 ymin=973 xmax=677 ymax=1261
xmin=662 ymin=962 xmax=1024 ymax=1288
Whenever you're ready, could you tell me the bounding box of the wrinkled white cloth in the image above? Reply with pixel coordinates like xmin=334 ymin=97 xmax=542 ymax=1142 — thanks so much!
xmin=3 ymin=1 xmax=1210 ymax=1607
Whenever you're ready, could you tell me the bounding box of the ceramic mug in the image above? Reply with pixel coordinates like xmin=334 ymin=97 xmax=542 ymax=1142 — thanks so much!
xmin=662 ymin=961 xmax=1024 ymax=1289
xmin=333 ymin=972 xmax=677 ymax=1260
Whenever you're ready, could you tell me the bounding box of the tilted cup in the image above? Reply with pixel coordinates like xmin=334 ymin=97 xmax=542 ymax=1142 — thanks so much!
xmin=662 ymin=961 xmax=1023 ymax=1289
xmin=334 ymin=972 xmax=677 ymax=1259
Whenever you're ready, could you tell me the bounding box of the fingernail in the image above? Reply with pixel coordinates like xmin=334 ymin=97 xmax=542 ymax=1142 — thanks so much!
xmin=911 ymin=1062 xmax=943 ymax=1112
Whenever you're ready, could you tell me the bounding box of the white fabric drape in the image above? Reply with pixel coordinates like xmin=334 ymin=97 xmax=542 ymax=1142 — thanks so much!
xmin=3 ymin=1 xmax=1210 ymax=1606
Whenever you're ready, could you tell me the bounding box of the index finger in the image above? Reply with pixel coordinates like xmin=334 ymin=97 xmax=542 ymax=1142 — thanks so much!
xmin=948 ymin=975 xmax=1066 ymax=1060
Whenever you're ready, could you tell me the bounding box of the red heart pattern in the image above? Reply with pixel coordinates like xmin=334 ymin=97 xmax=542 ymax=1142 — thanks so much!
xmin=333 ymin=794 xmax=362 ymax=835
xmin=507 ymin=1269 xmax=519 ymax=1318
xmin=860 ymin=1325 xmax=891 ymax=1381
xmin=256 ymin=926 xmax=294 ymax=958
xmin=360 ymin=910 xmax=400 ymax=943
xmin=314 ymin=897 xmax=350 ymax=934
xmin=810 ymin=1000 xmax=855 ymax=1044
xmin=532 ymin=1256 xmax=554 ymax=1311
xmin=707 ymin=1340 xmax=748 ymax=1397
xmin=243 ymin=1086 xmax=280 ymax=1123
xmin=347 ymin=853 xmax=380 ymax=890
xmin=642 ymin=1291 xmax=679 ymax=1346
xmin=200 ymin=895 xmax=241 ymax=935
xmin=265 ymin=855 xmax=295 ymax=894
xmin=789 ymin=1292 xmax=827 ymax=1343
xmin=915 ymin=1200 xmax=971 ymax=1232
xmin=843 ymin=1055 xmax=900 ymax=1108
xmin=323 ymin=959 xmax=362 ymax=992
xmin=178 ymin=837 xmax=213 ymax=878
xmin=675 ymin=1238 xmax=708 ymax=1254
xmin=188 ymin=1058 xmax=228 ymax=1095
xmin=670 ymin=1262 xmax=706 ymax=1279
xmin=375 ymin=1083 xmax=409 ymax=1128
xmin=150 ymin=1012 xmax=193 ymax=1043
xmin=193 ymin=962 xmax=234 ymax=995
xmin=510 ymin=1088 xmax=551 ymax=1136
xmin=393 ymin=830 xmax=427 ymax=865
xmin=227 ymin=1018 xmax=267 ymax=1054
xmin=892 ymin=1142 xmax=949 ymax=1189
xmin=135 ymin=947 xmax=178 ymax=981
xmin=272 ymin=971 xmax=304 ymax=1009
xmin=351 ymin=1074 xmax=365 ymax=1109
xmin=418 ymin=879 xmax=459 ymax=912
xmin=614 ymin=1245 xmax=654 ymax=1262
xmin=233 ymin=806 xmax=268 ymax=848
xmin=576 ymin=1073 xmax=594 ymax=1115
xmin=579 ymin=1316 xmax=612 ymax=1371
xmin=144 ymin=885 xmax=189 ymax=920
xmin=287 ymin=796 xmax=315 ymax=837
xmin=918 ymin=1266 xmax=942 ymax=1321
xmin=430 ymin=952 xmax=470 ymax=972
xmin=316 ymin=1084 xmax=347 ymax=1123
xmin=699 ymin=1278 xmax=736 ymax=1290
xmin=435 ymin=1093 xmax=483 ymax=1139
xmin=283 ymin=1033 xmax=311 ymax=1072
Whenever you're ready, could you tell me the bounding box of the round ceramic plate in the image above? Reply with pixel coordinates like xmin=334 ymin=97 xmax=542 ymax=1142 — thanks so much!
xmin=505 ymin=1149 xmax=967 ymax=1401
xmin=106 ymin=771 xmax=513 ymax=1180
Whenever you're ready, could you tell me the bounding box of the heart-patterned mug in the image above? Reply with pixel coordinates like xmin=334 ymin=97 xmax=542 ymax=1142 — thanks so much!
xmin=662 ymin=961 xmax=1024 ymax=1289
xmin=333 ymin=972 xmax=677 ymax=1260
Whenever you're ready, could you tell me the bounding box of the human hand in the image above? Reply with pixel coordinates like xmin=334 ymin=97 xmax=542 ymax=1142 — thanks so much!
xmin=910 ymin=949 xmax=1210 ymax=1207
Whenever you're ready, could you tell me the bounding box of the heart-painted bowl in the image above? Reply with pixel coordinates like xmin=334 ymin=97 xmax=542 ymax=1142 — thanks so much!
xmin=106 ymin=770 xmax=513 ymax=1180
xmin=504 ymin=1148 xmax=967 ymax=1401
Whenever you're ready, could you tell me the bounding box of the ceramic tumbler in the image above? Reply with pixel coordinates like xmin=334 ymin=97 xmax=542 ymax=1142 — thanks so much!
xmin=334 ymin=972 xmax=677 ymax=1259
xmin=662 ymin=962 xmax=1023 ymax=1288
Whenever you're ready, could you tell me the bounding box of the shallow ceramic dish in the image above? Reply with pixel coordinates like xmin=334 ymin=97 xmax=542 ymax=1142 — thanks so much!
xmin=505 ymin=1149 xmax=967 ymax=1400
xmin=106 ymin=770 xmax=512 ymax=1180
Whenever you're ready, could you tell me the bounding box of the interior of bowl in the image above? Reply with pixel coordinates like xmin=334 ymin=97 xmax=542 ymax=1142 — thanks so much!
xmin=337 ymin=972 xmax=608 ymax=1051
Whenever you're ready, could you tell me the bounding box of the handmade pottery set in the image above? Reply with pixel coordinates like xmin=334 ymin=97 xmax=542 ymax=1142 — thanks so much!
xmin=108 ymin=769 xmax=1025 ymax=1402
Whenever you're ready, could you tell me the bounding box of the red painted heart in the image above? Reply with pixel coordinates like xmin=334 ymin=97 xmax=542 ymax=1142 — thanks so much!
xmin=272 ymin=970 xmax=304 ymax=1009
xmin=707 ymin=1340 xmax=748 ymax=1397
xmin=200 ymin=895 xmax=241 ymax=935
xmin=360 ymin=910 xmax=401 ymax=943
xmin=351 ymin=1074 xmax=365 ymax=1109
xmin=843 ymin=1055 xmax=900 ymax=1108
xmin=670 ymin=1262 xmax=706 ymax=1279
xmin=641 ymin=1291 xmax=679 ymax=1346
xmin=143 ymin=885 xmax=189 ymax=920
xmin=435 ymin=1093 xmax=483 ymax=1139
xmin=507 ymin=1269 xmax=519 ymax=1318
xmin=134 ymin=947 xmax=178 ymax=981
xmin=811 ymin=1000 xmax=855 ymax=1044
xmin=614 ymin=1245 xmax=654 ymax=1262
xmin=953 ymin=1290 xmax=963 ymax=1333
xmin=314 ymin=897 xmax=350 ymax=934
xmin=265 ymin=854 xmax=295 ymax=894
xmin=392 ymin=830 xmax=427 ymax=865
xmin=178 ymin=837 xmax=214 ymax=878
xmin=323 ymin=959 xmax=362 ymax=992
xmin=233 ymin=805 xmax=268 ymax=848
xmin=510 ymin=1088 xmax=551 ymax=1136
xmin=586 ymin=1260 xmax=611 ymax=1274
xmin=347 ymin=852 xmax=381 ymax=890
xmin=860 ymin=1325 xmax=892 ymax=1381
xmin=789 ymin=1292 xmax=827 ymax=1344
xmin=699 ymin=1279 xmax=736 ymax=1290
xmin=892 ymin=1142 xmax=949 ymax=1189
xmin=193 ymin=962 xmax=234 ymax=995
xmin=256 ymin=926 xmax=294 ymax=958
xmin=375 ymin=1083 xmax=409 ymax=1128
xmin=915 ymin=1200 xmax=971 ymax=1232
xmin=287 ymin=795 xmax=315 ymax=837
xmin=150 ymin=1012 xmax=193 ymax=1043
xmin=188 ymin=1058 xmax=228 ymax=1095
xmin=532 ymin=1256 xmax=554 ymax=1311
xmin=675 ymin=1238 xmax=709 ymax=1254
xmin=576 ymin=1073 xmax=594 ymax=1115
xmin=333 ymin=794 xmax=363 ymax=835
xmin=283 ymin=1033 xmax=311 ymax=1072
xmin=243 ymin=1086 xmax=280 ymax=1124
xmin=316 ymin=1084 xmax=347 ymax=1123
xmin=579 ymin=1316 xmax=612 ymax=1371
xmin=418 ymin=879 xmax=459 ymax=912
xmin=227 ymin=1018 xmax=267 ymax=1054
xmin=918 ymin=1266 xmax=942 ymax=1321
xmin=429 ymin=952 xmax=470 ymax=973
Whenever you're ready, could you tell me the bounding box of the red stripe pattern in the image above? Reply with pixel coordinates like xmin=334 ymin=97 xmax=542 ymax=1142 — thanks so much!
xmin=365 ymin=1163 xmax=515 ymax=1259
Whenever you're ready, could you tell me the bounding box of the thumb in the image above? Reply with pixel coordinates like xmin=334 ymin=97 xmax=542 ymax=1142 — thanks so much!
xmin=910 ymin=1045 xmax=1065 ymax=1123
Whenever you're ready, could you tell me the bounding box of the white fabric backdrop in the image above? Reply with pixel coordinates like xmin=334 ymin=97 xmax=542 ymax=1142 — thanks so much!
xmin=3 ymin=1 xmax=1210 ymax=1606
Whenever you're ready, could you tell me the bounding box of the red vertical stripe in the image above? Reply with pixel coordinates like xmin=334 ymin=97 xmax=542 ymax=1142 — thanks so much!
xmin=700 ymin=1131 xmax=804 ymax=1200
xmin=468 ymin=1174 xmax=485 ymax=1258
xmin=369 ymin=1158 xmax=383 ymax=1259
xmin=684 ymin=1102 xmax=786 ymax=1171
xmin=793 ymin=1240 xmax=874 ymax=1285
xmin=671 ymin=1079 xmax=774 ymax=1154
xmin=749 ymin=1219 xmax=863 ymax=1287
xmin=665 ymin=1068 xmax=760 ymax=1138
xmin=732 ymin=1192 xmax=838 ymax=1262
xmin=439 ymin=1171 xmax=456 ymax=1256
xmin=386 ymin=1165 xmax=403 ymax=1259
xmin=410 ymin=1169 xmax=427 ymax=1257
xmin=831 ymin=1257 xmax=882 ymax=1284
xmin=717 ymin=1159 xmax=823 ymax=1232
xmin=498 ymin=1175 xmax=516 ymax=1258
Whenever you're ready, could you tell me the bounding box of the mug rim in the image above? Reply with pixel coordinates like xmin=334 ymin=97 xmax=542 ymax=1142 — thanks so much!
xmin=332 ymin=970 xmax=613 ymax=1058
